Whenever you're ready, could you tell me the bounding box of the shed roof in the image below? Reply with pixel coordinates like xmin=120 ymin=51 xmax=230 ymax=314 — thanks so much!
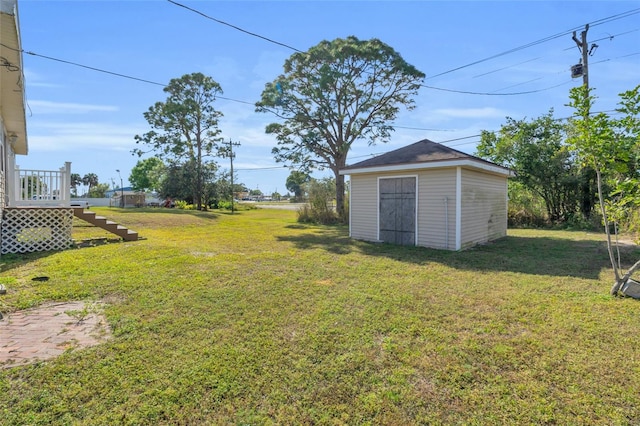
xmin=340 ymin=139 xmax=511 ymax=177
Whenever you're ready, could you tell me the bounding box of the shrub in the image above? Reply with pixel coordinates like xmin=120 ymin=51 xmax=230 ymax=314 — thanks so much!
xmin=297 ymin=204 xmax=339 ymax=224
xmin=217 ymin=201 xmax=257 ymax=211
xmin=296 ymin=178 xmax=340 ymax=225
xmin=174 ymin=200 xmax=195 ymax=210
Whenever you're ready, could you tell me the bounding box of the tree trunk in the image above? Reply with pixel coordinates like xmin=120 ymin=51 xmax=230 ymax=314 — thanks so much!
xmin=594 ymin=167 xmax=623 ymax=294
xmin=196 ymin=137 xmax=203 ymax=211
xmin=334 ymin=168 xmax=347 ymax=223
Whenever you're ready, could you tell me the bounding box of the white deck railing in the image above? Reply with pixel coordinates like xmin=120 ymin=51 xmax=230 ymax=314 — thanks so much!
xmin=11 ymin=162 xmax=72 ymax=207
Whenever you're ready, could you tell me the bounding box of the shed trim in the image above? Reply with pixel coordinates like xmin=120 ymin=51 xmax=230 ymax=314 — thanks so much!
xmin=340 ymin=159 xmax=510 ymax=177
xmin=455 ymin=167 xmax=462 ymax=251
xmin=348 ymin=177 xmax=353 ymax=237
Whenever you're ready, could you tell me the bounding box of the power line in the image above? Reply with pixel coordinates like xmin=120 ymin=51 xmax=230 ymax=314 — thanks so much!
xmin=474 ymin=28 xmax=639 ymax=80
xmin=426 ymin=8 xmax=640 ymax=80
xmin=0 ymin=42 xmax=258 ymax=106
xmin=235 ymin=166 xmax=288 ymax=172
xmin=421 ymin=81 xmax=572 ymax=96
xmin=167 ymin=0 xmax=303 ymax=53
xmin=10 ymin=40 xmax=583 ymax=103
xmin=3 ymin=5 xmax=636 ymax=112
xmin=166 ymin=1 xmax=639 ymax=95
xmin=27 ymin=47 xmax=166 ymax=87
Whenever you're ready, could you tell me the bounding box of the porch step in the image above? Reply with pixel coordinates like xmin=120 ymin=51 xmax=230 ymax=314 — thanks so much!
xmin=73 ymin=208 xmax=139 ymax=241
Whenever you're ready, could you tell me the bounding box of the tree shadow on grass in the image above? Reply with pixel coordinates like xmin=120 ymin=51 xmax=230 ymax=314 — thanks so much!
xmin=281 ymin=225 xmax=353 ymax=254
xmin=277 ymin=227 xmax=640 ymax=280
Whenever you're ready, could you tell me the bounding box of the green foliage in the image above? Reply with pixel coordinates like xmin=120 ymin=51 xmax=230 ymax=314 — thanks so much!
xmin=477 ymin=110 xmax=595 ymax=222
xmin=133 ymin=72 xmax=224 ymax=210
xmin=506 ymin=181 xmax=548 ymax=228
xmin=129 ymin=157 xmax=165 ymax=192
xmin=20 ymin=175 xmax=48 ymax=198
xmin=217 ymin=200 xmax=256 ymax=211
xmin=285 ymin=170 xmax=310 ymax=201
xmin=87 ymin=183 xmax=110 ymax=198
xmin=1 ymin=209 xmax=640 ymax=423
xmin=297 ymin=178 xmax=340 ymax=224
xmin=70 ymin=173 xmax=82 ymax=196
xmin=159 ymin=160 xmax=217 ymax=206
xmin=567 ymin=84 xmax=640 ymax=291
xmin=173 ymin=200 xmax=194 ymax=210
xmin=567 ymin=87 xmax=628 ymax=172
xmin=82 ymin=173 xmax=99 ymax=195
xmin=256 ymin=36 xmax=425 ymax=217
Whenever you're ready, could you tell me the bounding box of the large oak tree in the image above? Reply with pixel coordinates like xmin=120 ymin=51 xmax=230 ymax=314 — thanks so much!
xmin=256 ymin=36 xmax=425 ymax=219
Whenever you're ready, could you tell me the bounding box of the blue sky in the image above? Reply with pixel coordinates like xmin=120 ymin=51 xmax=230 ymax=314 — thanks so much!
xmin=13 ymin=0 xmax=640 ymax=195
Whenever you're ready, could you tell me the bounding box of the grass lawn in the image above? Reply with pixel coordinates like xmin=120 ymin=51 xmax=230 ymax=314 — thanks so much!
xmin=1 ymin=207 xmax=639 ymax=425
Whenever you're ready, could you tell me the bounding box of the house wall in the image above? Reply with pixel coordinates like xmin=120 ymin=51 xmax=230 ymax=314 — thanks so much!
xmin=460 ymin=168 xmax=508 ymax=249
xmin=1 ymin=117 xmax=6 ymax=209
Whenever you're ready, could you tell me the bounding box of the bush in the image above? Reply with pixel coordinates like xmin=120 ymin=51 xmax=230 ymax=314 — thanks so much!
xmin=297 ymin=204 xmax=339 ymax=224
xmin=296 ymin=178 xmax=340 ymax=225
xmin=174 ymin=200 xmax=195 ymax=210
xmin=508 ymin=207 xmax=548 ymax=228
xmin=217 ymin=201 xmax=257 ymax=211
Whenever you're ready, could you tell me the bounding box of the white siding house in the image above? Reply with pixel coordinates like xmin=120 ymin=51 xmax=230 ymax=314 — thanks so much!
xmin=340 ymin=139 xmax=511 ymax=251
xmin=1 ymin=0 xmax=128 ymax=253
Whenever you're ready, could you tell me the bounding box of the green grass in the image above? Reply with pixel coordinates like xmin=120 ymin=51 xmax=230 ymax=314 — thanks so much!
xmin=1 ymin=207 xmax=639 ymax=425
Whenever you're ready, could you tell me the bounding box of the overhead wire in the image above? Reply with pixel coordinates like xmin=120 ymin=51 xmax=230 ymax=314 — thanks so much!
xmin=0 ymin=41 xmax=259 ymax=107
xmin=6 ymin=1 xmax=636 ymax=172
xmin=4 ymin=3 xmax=636 ymax=102
xmin=167 ymin=0 xmax=303 ymax=53
xmin=426 ymin=8 xmax=640 ymax=80
xmin=166 ymin=1 xmax=639 ymax=96
xmin=473 ymin=28 xmax=639 ymax=80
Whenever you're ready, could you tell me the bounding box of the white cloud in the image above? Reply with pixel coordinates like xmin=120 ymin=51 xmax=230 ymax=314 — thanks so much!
xmin=27 ymin=121 xmax=145 ymax=152
xmin=29 ymin=100 xmax=118 ymax=114
xmin=23 ymin=69 xmax=63 ymax=89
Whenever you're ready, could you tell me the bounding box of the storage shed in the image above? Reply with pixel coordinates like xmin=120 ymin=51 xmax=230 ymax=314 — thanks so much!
xmin=340 ymin=139 xmax=512 ymax=251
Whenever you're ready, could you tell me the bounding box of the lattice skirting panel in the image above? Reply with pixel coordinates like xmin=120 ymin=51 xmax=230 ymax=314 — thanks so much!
xmin=1 ymin=208 xmax=74 ymax=254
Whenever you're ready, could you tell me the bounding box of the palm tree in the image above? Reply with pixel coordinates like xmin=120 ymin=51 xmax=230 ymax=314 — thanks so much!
xmin=82 ymin=173 xmax=99 ymax=197
xmin=70 ymin=173 xmax=82 ymax=197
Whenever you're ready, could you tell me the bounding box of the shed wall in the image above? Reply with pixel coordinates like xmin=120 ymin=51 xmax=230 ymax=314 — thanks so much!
xmin=460 ymin=169 xmax=507 ymax=249
xmin=416 ymin=168 xmax=457 ymax=249
xmin=349 ymin=169 xmax=459 ymax=249
xmin=349 ymin=174 xmax=378 ymax=242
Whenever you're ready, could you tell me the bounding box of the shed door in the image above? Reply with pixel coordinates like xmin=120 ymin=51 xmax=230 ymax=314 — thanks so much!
xmin=379 ymin=177 xmax=416 ymax=245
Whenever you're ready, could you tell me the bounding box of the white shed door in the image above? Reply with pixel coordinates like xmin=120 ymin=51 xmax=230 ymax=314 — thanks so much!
xmin=379 ymin=177 xmax=416 ymax=245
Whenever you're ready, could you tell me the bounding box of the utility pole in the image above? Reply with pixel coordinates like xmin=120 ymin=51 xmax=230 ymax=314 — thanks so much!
xmin=222 ymin=139 xmax=240 ymax=214
xmin=572 ymin=24 xmax=598 ymax=90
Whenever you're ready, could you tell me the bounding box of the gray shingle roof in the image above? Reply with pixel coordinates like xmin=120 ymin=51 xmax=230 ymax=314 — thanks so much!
xmin=342 ymin=139 xmax=507 ymax=172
